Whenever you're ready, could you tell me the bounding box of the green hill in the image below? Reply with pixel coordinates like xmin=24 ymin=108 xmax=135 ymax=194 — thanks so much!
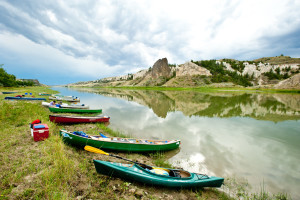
xmin=253 ymin=55 xmax=300 ymax=64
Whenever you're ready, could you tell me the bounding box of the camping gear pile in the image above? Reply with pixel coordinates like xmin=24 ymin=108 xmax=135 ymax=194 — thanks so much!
xmin=30 ymin=119 xmax=49 ymax=142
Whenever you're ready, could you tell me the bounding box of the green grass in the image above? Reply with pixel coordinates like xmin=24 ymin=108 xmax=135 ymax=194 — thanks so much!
xmin=1 ymin=86 xmax=58 ymax=96
xmin=90 ymin=85 xmax=300 ymax=94
xmin=149 ymin=152 xmax=173 ymax=168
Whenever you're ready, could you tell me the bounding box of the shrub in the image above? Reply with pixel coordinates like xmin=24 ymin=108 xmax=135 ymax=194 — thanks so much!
xmin=263 ymin=69 xmax=290 ymax=80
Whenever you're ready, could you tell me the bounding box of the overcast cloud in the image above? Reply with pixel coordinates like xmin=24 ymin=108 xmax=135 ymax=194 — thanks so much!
xmin=0 ymin=0 xmax=300 ymax=85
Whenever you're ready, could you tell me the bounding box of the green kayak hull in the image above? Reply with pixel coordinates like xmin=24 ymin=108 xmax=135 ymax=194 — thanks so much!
xmin=60 ymin=130 xmax=180 ymax=152
xmin=49 ymin=107 xmax=102 ymax=113
xmin=93 ymin=160 xmax=224 ymax=188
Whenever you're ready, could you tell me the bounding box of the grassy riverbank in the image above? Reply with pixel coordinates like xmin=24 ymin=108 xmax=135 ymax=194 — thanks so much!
xmin=89 ymin=85 xmax=300 ymax=94
xmin=0 ymin=87 xmax=290 ymax=199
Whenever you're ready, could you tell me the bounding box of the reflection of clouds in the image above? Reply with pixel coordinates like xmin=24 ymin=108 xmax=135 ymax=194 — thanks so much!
xmin=54 ymin=87 xmax=300 ymax=199
xmin=172 ymin=153 xmax=206 ymax=174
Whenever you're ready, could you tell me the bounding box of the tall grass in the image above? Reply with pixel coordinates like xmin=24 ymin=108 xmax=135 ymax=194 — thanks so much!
xmin=149 ymin=152 xmax=172 ymax=168
xmin=0 ymin=91 xmax=94 ymax=199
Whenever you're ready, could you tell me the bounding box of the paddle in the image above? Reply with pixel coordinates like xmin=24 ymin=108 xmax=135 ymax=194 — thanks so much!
xmin=84 ymin=145 xmax=170 ymax=173
xmin=84 ymin=145 xmax=149 ymax=167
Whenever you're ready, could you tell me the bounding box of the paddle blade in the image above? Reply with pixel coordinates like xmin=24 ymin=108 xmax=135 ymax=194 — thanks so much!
xmin=84 ymin=145 xmax=109 ymax=155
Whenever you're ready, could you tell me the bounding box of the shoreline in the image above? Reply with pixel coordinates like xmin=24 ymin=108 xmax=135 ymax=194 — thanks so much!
xmin=64 ymin=85 xmax=300 ymax=94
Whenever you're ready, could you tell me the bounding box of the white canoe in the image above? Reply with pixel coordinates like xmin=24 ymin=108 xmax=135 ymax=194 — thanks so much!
xmin=49 ymin=95 xmax=80 ymax=102
xmin=41 ymin=102 xmax=89 ymax=109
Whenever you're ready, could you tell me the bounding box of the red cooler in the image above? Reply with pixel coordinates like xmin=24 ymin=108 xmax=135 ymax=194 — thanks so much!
xmin=32 ymin=124 xmax=49 ymax=142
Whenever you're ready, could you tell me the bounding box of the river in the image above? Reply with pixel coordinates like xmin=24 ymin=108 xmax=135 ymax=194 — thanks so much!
xmin=52 ymin=87 xmax=300 ymax=199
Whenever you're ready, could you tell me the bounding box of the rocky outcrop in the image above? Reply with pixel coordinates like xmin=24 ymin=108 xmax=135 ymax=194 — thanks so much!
xmin=151 ymin=58 xmax=171 ymax=79
xmin=216 ymin=61 xmax=237 ymax=73
xmin=133 ymin=69 xmax=148 ymax=80
xmin=176 ymin=62 xmax=211 ymax=77
xmin=242 ymin=63 xmax=268 ymax=78
xmin=275 ymin=73 xmax=300 ymax=89
xmin=242 ymin=62 xmax=299 ymax=79
xmin=100 ymin=74 xmax=131 ymax=82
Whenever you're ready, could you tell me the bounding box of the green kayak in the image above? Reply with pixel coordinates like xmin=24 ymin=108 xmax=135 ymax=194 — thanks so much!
xmin=93 ymin=160 xmax=224 ymax=188
xmin=60 ymin=130 xmax=180 ymax=152
xmin=49 ymin=107 xmax=102 ymax=113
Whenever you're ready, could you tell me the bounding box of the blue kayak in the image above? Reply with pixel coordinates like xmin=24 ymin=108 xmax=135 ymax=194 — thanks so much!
xmin=2 ymin=91 xmax=17 ymax=94
xmin=5 ymin=96 xmax=46 ymax=101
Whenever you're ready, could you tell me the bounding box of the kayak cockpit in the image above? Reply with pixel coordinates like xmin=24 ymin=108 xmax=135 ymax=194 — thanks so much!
xmin=139 ymin=165 xmax=192 ymax=178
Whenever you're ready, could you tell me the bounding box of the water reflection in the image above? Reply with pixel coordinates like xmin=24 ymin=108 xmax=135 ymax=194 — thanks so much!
xmin=74 ymin=88 xmax=300 ymax=121
xmin=53 ymin=87 xmax=300 ymax=199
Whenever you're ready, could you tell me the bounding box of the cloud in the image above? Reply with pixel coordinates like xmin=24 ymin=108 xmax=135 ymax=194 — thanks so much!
xmin=0 ymin=32 xmax=121 ymax=85
xmin=0 ymin=0 xmax=300 ymax=84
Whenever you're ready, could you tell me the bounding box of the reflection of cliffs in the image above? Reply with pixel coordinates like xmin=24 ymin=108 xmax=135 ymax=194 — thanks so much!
xmin=75 ymin=88 xmax=300 ymax=121
xmin=194 ymin=93 xmax=300 ymax=121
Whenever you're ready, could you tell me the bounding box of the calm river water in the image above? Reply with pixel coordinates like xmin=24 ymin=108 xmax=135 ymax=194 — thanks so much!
xmin=53 ymin=87 xmax=300 ymax=198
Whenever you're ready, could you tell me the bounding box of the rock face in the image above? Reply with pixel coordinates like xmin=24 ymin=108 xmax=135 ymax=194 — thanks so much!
xmin=216 ymin=61 xmax=237 ymax=73
xmin=275 ymin=73 xmax=300 ymax=89
xmin=101 ymin=74 xmax=131 ymax=82
xmin=151 ymin=58 xmax=171 ymax=79
xmin=242 ymin=62 xmax=299 ymax=79
xmin=176 ymin=62 xmax=211 ymax=77
xmin=133 ymin=69 xmax=148 ymax=80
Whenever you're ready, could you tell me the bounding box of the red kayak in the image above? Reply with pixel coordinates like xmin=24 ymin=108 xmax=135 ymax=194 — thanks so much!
xmin=49 ymin=114 xmax=110 ymax=123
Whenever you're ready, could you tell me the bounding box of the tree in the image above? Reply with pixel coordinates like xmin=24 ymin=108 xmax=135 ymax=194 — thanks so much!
xmin=0 ymin=66 xmax=18 ymax=87
xmin=0 ymin=65 xmax=36 ymax=87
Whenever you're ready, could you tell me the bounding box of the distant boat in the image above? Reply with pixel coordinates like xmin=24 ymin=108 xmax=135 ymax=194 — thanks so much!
xmin=39 ymin=93 xmax=52 ymax=96
xmin=2 ymin=91 xmax=17 ymax=94
xmin=49 ymin=95 xmax=80 ymax=102
xmin=42 ymin=102 xmax=89 ymax=109
xmin=42 ymin=101 xmax=68 ymax=107
xmin=5 ymin=96 xmax=46 ymax=101
xmin=60 ymin=130 xmax=180 ymax=152
xmin=49 ymin=114 xmax=110 ymax=123
xmin=49 ymin=107 xmax=102 ymax=113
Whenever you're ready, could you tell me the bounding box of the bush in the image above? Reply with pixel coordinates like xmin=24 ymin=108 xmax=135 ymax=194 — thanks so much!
xmin=263 ymin=69 xmax=290 ymax=80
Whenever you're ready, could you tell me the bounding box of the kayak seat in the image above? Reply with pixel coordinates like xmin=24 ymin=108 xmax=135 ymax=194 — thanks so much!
xmin=180 ymin=170 xmax=191 ymax=178
xmin=169 ymin=170 xmax=191 ymax=178
xmin=169 ymin=170 xmax=181 ymax=178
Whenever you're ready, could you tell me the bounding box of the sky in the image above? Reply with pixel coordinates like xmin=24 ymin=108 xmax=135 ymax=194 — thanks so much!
xmin=0 ymin=0 xmax=300 ymax=85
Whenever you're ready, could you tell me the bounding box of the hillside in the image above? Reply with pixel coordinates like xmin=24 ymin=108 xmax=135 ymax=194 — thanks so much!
xmin=68 ymin=56 xmax=300 ymax=89
xmin=253 ymin=55 xmax=300 ymax=65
